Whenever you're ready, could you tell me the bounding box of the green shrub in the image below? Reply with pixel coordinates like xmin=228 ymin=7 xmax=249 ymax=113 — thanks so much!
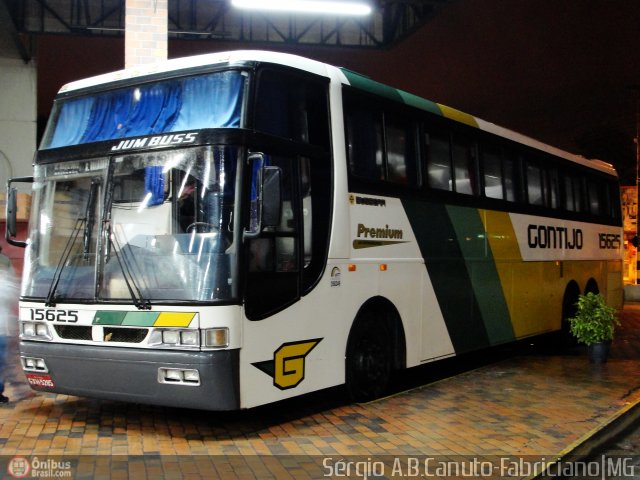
xmin=568 ymin=292 xmax=620 ymax=346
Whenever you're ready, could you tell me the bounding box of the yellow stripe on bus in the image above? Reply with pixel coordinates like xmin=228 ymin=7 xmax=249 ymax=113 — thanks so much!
xmin=480 ymin=210 xmax=529 ymax=337
xmin=480 ymin=210 xmax=619 ymax=339
xmin=437 ymin=104 xmax=478 ymax=128
xmin=154 ymin=312 xmax=196 ymax=327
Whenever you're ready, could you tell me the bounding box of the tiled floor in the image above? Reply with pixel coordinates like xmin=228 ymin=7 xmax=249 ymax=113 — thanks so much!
xmin=1 ymin=305 xmax=639 ymax=478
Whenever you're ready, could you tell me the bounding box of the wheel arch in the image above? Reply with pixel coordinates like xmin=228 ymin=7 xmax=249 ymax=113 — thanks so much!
xmin=562 ymin=280 xmax=581 ymax=321
xmin=346 ymin=296 xmax=407 ymax=371
xmin=584 ymin=277 xmax=600 ymax=295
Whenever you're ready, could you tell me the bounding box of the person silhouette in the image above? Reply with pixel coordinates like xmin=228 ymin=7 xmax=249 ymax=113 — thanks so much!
xmin=0 ymin=246 xmax=18 ymax=403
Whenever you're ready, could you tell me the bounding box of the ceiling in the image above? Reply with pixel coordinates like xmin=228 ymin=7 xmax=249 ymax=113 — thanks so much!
xmin=3 ymin=0 xmax=453 ymax=61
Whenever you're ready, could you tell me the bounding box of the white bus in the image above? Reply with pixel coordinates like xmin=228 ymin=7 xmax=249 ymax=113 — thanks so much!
xmin=8 ymin=51 xmax=623 ymax=410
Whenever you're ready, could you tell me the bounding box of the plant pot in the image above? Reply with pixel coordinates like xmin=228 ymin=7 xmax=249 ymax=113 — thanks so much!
xmin=588 ymin=341 xmax=610 ymax=364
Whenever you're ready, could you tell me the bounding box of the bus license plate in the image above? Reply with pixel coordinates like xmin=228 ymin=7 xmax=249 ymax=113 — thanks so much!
xmin=25 ymin=373 xmax=55 ymax=389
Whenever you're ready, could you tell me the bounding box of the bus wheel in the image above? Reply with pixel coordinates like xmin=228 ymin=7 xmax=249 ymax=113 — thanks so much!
xmin=345 ymin=313 xmax=393 ymax=403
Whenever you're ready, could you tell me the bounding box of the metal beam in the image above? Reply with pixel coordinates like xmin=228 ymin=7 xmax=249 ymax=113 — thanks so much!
xmin=9 ymin=0 xmax=452 ymax=49
xmin=0 ymin=0 xmax=32 ymax=63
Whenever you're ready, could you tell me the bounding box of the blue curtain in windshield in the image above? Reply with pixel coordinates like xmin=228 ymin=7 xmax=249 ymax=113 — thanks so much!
xmin=80 ymin=90 xmax=133 ymax=143
xmin=47 ymin=97 xmax=96 ymax=147
xmin=46 ymin=71 xmax=244 ymax=149
xmin=122 ymin=83 xmax=182 ymax=137
xmin=172 ymin=72 xmax=243 ymax=131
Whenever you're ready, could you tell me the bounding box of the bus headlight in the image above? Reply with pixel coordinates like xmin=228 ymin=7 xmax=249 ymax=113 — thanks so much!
xmin=161 ymin=330 xmax=180 ymax=345
xmin=150 ymin=327 xmax=229 ymax=349
xmin=22 ymin=356 xmax=48 ymax=372
xmin=158 ymin=367 xmax=200 ymax=385
xmin=203 ymin=328 xmax=229 ymax=348
xmin=23 ymin=322 xmax=35 ymax=336
xmin=21 ymin=321 xmax=52 ymax=340
xmin=36 ymin=323 xmax=49 ymax=337
xmin=180 ymin=330 xmax=199 ymax=346
xmin=151 ymin=328 xmax=201 ymax=348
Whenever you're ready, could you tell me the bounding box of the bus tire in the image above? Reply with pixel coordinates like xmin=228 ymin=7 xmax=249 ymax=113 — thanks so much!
xmin=345 ymin=311 xmax=393 ymax=403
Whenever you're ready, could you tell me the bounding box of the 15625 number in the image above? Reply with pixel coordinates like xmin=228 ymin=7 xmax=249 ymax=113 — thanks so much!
xmin=30 ymin=308 xmax=79 ymax=323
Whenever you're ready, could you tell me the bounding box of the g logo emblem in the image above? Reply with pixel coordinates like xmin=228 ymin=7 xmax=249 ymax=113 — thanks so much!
xmin=253 ymin=338 xmax=322 ymax=390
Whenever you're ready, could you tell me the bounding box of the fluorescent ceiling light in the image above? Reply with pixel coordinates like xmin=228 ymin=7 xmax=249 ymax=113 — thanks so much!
xmin=231 ymin=0 xmax=372 ymax=16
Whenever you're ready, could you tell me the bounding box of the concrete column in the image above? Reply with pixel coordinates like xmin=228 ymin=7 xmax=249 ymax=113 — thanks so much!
xmin=125 ymin=0 xmax=168 ymax=68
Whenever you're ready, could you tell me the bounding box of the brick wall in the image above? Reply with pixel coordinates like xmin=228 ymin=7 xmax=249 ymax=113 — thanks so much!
xmin=125 ymin=0 xmax=168 ymax=68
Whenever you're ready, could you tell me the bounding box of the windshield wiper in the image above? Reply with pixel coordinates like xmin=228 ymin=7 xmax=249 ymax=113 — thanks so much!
xmin=45 ymin=180 xmax=102 ymax=307
xmin=100 ymin=164 xmax=151 ymax=310
xmin=109 ymin=230 xmax=151 ymax=310
xmin=83 ymin=179 xmax=99 ymax=258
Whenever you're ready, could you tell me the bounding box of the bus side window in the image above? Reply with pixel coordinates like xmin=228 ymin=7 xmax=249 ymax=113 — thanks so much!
xmin=255 ymin=70 xmax=329 ymax=147
xmin=346 ymin=107 xmax=384 ymax=181
xmin=573 ymin=175 xmax=585 ymax=212
xmin=563 ymin=173 xmax=576 ymax=211
xmin=451 ymin=134 xmax=477 ymax=195
xmin=608 ymin=181 xmax=621 ymax=219
xmin=546 ymin=167 xmax=559 ymax=209
xmin=385 ymin=116 xmax=418 ymax=186
xmin=503 ymin=155 xmax=518 ymax=202
xmin=425 ymin=130 xmax=452 ymax=191
xmin=587 ymin=177 xmax=601 ymax=215
xmin=482 ymin=147 xmax=503 ymax=199
xmin=526 ymin=160 xmax=543 ymax=206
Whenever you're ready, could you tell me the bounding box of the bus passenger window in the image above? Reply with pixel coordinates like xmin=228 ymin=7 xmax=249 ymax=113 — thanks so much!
xmin=503 ymin=156 xmax=517 ymax=202
xmin=546 ymin=168 xmax=559 ymax=209
xmin=587 ymin=179 xmax=601 ymax=215
xmin=452 ymin=135 xmax=476 ymax=195
xmin=564 ymin=175 xmax=575 ymax=211
xmin=426 ymin=132 xmax=452 ymax=191
xmin=482 ymin=149 xmax=503 ymax=199
xmin=346 ymin=108 xmax=384 ymax=181
xmin=607 ymin=182 xmax=620 ymax=219
xmin=385 ymin=119 xmax=416 ymax=185
xmin=526 ymin=162 xmax=543 ymax=206
xmin=573 ymin=176 xmax=584 ymax=212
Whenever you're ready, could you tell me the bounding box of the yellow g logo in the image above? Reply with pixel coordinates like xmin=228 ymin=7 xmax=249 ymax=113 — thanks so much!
xmin=253 ymin=338 xmax=322 ymax=390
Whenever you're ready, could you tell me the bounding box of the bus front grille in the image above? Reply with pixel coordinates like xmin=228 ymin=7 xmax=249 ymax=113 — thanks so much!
xmin=54 ymin=325 xmax=92 ymax=341
xmin=54 ymin=325 xmax=148 ymax=343
xmin=104 ymin=327 xmax=148 ymax=343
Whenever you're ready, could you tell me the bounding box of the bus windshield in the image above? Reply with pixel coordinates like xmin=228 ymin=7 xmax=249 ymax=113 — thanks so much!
xmin=23 ymin=145 xmax=240 ymax=304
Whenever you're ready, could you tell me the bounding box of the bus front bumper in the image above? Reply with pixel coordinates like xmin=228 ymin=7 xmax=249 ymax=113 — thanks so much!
xmin=20 ymin=341 xmax=240 ymax=411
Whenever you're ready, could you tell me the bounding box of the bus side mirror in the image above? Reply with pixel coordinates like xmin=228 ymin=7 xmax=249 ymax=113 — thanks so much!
xmin=261 ymin=166 xmax=282 ymax=228
xmin=7 ymin=187 xmax=17 ymax=238
xmin=5 ymin=176 xmax=33 ymax=248
xmin=244 ymin=154 xmax=282 ymax=239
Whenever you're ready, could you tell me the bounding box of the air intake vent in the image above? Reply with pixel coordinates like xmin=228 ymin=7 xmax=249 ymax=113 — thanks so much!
xmin=104 ymin=327 xmax=148 ymax=343
xmin=55 ymin=325 xmax=92 ymax=341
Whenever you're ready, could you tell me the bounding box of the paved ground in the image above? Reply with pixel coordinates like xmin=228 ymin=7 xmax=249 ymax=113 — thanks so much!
xmin=0 ymin=305 xmax=639 ymax=479
xmin=561 ymin=303 xmax=640 ymax=480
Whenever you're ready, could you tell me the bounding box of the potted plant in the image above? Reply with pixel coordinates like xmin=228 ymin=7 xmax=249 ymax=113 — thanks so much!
xmin=567 ymin=292 xmax=620 ymax=363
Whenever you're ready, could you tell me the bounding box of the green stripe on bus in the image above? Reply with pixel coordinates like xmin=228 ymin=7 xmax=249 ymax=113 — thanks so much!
xmin=401 ymin=199 xmax=490 ymax=353
xmin=397 ymin=91 xmax=442 ymax=116
xmin=122 ymin=311 xmax=160 ymax=327
xmin=93 ymin=311 xmax=127 ymax=325
xmin=342 ymin=68 xmax=443 ymax=116
xmin=341 ymin=69 xmax=405 ymax=104
xmin=445 ymin=206 xmax=515 ymax=345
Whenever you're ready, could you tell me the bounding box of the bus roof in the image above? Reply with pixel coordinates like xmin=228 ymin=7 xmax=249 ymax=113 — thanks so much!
xmin=57 ymin=50 xmax=616 ymax=177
